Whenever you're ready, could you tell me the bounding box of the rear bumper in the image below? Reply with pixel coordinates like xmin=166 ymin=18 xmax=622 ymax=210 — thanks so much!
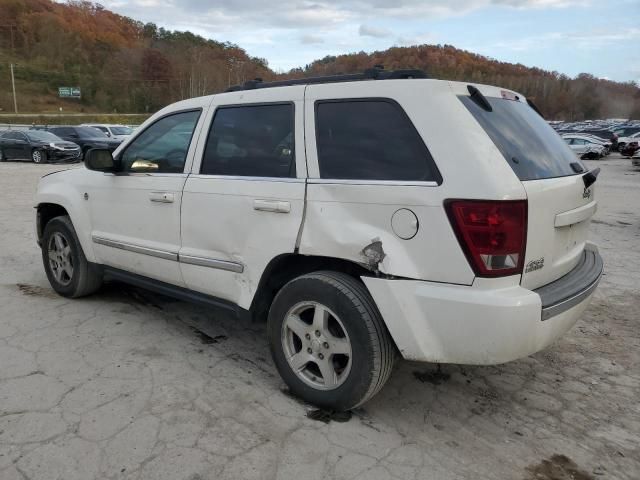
xmin=362 ymin=244 xmax=602 ymax=365
xmin=535 ymin=245 xmax=602 ymax=320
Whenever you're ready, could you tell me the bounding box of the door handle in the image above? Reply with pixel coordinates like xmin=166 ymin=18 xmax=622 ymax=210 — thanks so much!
xmin=149 ymin=192 xmax=174 ymax=203
xmin=253 ymin=199 xmax=291 ymax=213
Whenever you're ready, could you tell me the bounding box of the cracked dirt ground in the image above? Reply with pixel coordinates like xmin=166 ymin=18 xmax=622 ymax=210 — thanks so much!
xmin=1 ymin=157 xmax=639 ymax=480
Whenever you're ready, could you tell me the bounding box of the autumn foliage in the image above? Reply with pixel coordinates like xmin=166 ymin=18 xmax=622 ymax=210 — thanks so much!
xmin=287 ymin=47 xmax=640 ymax=120
xmin=0 ymin=0 xmax=271 ymax=112
xmin=1 ymin=0 xmax=638 ymax=119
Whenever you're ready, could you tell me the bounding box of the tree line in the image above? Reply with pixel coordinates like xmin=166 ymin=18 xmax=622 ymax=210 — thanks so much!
xmin=287 ymin=47 xmax=640 ymax=120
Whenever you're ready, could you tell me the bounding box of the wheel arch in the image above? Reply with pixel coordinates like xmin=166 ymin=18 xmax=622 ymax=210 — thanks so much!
xmin=35 ymin=194 xmax=97 ymax=263
xmin=36 ymin=203 xmax=69 ymax=244
xmin=249 ymin=253 xmax=374 ymax=322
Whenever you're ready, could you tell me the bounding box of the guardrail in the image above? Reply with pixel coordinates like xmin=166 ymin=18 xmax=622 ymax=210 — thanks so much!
xmin=0 ymin=124 xmax=30 ymax=131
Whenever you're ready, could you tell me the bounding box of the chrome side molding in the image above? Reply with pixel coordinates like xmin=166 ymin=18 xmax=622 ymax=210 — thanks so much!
xmin=92 ymin=236 xmax=178 ymax=261
xmin=179 ymin=254 xmax=244 ymax=273
xmin=92 ymin=235 xmax=244 ymax=273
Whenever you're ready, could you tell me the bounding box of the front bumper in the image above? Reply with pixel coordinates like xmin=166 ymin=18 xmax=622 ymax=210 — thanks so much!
xmin=48 ymin=149 xmax=81 ymax=163
xmin=362 ymin=244 xmax=602 ymax=365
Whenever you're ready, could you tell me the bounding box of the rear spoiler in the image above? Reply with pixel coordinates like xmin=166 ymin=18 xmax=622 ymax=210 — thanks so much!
xmin=583 ymin=168 xmax=600 ymax=189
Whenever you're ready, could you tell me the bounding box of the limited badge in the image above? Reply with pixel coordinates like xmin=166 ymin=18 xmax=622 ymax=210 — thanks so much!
xmin=525 ymin=257 xmax=544 ymax=273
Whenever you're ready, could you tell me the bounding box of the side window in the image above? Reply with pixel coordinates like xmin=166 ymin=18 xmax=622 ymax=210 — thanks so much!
xmin=52 ymin=128 xmax=73 ymax=137
xmin=200 ymin=104 xmax=295 ymax=178
xmin=315 ymin=100 xmax=440 ymax=182
xmin=120 ymin=110 xmax=201 ymax=173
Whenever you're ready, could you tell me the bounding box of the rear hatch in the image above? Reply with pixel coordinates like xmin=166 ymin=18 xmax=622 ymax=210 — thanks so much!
xmin=459 ymin=86 xmax=597 ymax=289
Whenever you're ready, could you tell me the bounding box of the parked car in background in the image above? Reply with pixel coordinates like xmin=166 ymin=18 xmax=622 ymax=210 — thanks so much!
xmin=631 ymin=149 xmax=640 ymax=167
xmin=44 ymin=126 xmax=122 ymax=159
xmin=580 ymin=129 xmax=618 ymax=151
xmin=35 ymin=70 xmax=603 ymax=410
xmin=563 ymin=134 xmax=611 ymax=154
xmin=563 ymin=136 xmax=606 ymax=159
xmin=620 ymin=141 xmax=639 ymax=157
xmin=558 ymin=125 xmax=618 ymax=151
xmin=80 ymin=124 xmax=134 ymax=142
xmin=0 ymin=130 xmax=80 ymax=163
xmin=616 ymin=131 xmax=640 ymax=151
xmin=612 ymin=126 xmax=640 ymax=138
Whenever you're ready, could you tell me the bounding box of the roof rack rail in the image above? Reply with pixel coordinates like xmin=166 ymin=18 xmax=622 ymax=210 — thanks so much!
xmin=225 ymin=65 xmax=428 ymax=92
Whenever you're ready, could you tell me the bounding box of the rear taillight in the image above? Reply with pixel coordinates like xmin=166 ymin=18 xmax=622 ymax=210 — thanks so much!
xmin=446 ymin=200 xmax=527 ymax=277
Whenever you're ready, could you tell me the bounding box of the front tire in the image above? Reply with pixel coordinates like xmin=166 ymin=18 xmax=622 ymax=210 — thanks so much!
xmin=41 ymin=216 xmax=103 ymax=298
xmin=268 ymin=271 xmax=395 ymax=411
xmin=32 ymin=149 xmax=47 ymax=164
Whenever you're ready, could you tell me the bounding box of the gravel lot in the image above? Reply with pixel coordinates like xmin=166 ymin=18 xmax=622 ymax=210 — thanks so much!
xmin=1 ymin=156 xmax=639 ymax=480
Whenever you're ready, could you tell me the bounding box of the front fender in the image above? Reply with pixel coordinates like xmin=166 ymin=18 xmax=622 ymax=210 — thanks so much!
xmin=36 ymin=170 xmax=97 ymax=263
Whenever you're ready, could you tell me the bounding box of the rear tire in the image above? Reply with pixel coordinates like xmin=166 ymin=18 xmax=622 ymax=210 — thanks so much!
xmin=32 ymin=149 xmax=47 ymax=164
xmin=41 ymin=216 xmax=103 ymax=298
xmin=268 ymin=271 xmax=395 ymax=411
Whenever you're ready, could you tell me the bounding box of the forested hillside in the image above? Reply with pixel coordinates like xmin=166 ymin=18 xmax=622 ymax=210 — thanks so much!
xmin=288 ymin=48 xmax=640 ymax=120
xmin=0 ymin=0 xmax=272 ymax=113
xmin=1 ymin=0 xmax=639 ymax=120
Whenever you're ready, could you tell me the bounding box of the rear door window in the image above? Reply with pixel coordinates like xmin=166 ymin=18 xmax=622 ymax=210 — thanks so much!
xmin=315 ymin=99 xmax=441 ymax=183
xmin=201 ymin=103 xmax=295 ymax=178
xmin=460 ymin=96 xmax=584 ymax=180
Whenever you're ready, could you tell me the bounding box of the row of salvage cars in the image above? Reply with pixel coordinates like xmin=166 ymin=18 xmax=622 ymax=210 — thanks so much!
xmin=562 ymin=130 xmax=640 ymax=162
xmin=553 ymin=121 xmax=640 ymax=161
xmin=0 ymin=124 xmax=132 ymax=164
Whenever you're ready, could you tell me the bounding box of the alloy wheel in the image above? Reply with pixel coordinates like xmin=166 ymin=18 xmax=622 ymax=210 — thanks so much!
xmin=47 ymin=232 xmax=74 ymax=286
xmin=281 ymin=301 xmax=352 ymax=390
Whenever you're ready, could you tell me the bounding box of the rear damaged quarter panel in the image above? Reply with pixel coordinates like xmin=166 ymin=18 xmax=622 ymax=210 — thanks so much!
xmin=298 ymin=183 xmax=475 ymax=284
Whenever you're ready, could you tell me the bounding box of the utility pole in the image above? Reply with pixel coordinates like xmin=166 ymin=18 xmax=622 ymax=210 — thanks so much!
xmin=10 ymin=63 xmax=18 ymax=114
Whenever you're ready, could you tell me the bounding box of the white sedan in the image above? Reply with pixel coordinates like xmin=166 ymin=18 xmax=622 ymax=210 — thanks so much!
xmin=562 ymin=135 xmax=607 ymax=159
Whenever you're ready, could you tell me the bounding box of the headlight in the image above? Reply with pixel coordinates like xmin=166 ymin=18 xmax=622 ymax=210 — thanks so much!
xmin=49 ymin=143 xmax=63 ymax=150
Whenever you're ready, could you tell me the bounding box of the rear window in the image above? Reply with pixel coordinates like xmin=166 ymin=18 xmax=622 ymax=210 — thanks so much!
xmin=315 ymin=99 xmax=441 ymax=183
xmin=460 ymin=96 xmax=584 ymax=181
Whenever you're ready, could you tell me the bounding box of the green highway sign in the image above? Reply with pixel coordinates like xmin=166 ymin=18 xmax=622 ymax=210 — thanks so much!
xmin=58 ymin=87 xmax=81 ymax=98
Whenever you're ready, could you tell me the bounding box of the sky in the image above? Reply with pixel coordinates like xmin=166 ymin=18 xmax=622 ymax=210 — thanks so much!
xmin=99 ymin=0 xmax=640 ymax=83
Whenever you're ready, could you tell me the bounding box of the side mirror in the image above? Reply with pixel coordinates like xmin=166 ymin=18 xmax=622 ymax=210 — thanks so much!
xmin=85 ymin=149 xmax=116 ymax=172
xmin=130 ymin=159 xmax=159 ymax=172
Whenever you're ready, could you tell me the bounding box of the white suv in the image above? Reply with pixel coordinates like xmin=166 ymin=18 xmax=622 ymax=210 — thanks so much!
xmin=35 ymin=69 xmax=603 ymax=410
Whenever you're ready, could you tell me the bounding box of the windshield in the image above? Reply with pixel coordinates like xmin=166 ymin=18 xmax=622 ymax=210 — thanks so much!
xmin=110 ymin=126 xmax=133 ymax=135
xmin=460 ymin=96 xmax=584 ymax=181
xmin=77 ymin=127 xmax=108 ymax=138
xmin=26 ymin=131 xmax=62 ymax=142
